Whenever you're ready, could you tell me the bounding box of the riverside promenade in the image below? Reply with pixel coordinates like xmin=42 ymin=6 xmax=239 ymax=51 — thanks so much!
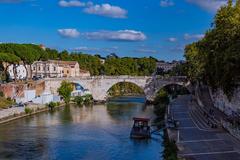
xmin=169 ymin=95 xmax=240 ymax=160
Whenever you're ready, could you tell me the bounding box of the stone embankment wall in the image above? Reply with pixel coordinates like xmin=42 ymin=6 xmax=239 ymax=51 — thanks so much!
xmin=0 ymin=104 xmax=46 ymax=124
xmin=209 ymin=88 xmax=240 ymax=116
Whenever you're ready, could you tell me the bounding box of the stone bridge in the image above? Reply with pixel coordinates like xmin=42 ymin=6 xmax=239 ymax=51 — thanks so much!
xmin=44 ymin=76 xmax=189 ymax=102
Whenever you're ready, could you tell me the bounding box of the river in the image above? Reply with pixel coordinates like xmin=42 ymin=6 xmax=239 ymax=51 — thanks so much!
xmin=0 ymin=96 xmax=163 ymax=160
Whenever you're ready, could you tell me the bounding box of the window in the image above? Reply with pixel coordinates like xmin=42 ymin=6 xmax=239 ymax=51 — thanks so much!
xmin=54 ymin=67 xmax=56 ymax=71
xmin=67 ymin=70 xmax=69 ymax=74
xmin=38 ymin=67 xmax=41 ymax=71
xmin=47 ymin=67 xmax=49 ymax=71
xmin=33 ymin=67 xmax=36 ymax=71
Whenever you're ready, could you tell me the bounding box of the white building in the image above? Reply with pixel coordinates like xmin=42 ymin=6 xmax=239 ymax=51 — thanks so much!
xmin=7 ymin=64 xmax=27 ymax=80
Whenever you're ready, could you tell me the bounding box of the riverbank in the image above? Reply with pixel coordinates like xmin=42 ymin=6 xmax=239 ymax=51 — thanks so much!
xmin=0 ymin=103 xmax=65 ymax=125
xmin=151 ymin=88 xmax=179 ymax=160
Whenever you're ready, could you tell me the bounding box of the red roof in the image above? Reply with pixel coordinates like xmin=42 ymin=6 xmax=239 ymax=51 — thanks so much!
xmin=133 ymin=117 xmax=150 ymax=122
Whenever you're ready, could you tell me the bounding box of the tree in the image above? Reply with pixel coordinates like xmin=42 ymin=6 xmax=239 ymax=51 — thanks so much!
xmin=0 ymin=43 xmax=44 ymax=79
xmin=57 ymin=81 xmax=73 ymax=104
xmin=184 ymin=0 xmax=240 ymax=98
xmin=0 ymin=52 xmax=21 ymax=81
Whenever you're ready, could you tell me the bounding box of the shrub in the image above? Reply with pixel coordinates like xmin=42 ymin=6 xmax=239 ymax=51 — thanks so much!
xmin=25 ymin=107 xmax=33 ymax=114
xmin=83 ymin=94 xmax=93 ymax=105
xmin=47 ymin=102 xmax=57 ymax=110
xmin=0 ymin=91 xmax=4 ymax=97
xmin=154 ymin=89 xmax=170 ymax=105
xmin=74 ymin=96 xmax=84 ymax=106
xmin=56 ymin=102 xmax=61 ymax=106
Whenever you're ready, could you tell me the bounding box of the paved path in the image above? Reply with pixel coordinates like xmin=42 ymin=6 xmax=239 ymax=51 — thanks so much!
xmin=170 ymin=95 xmax=240 ymax=160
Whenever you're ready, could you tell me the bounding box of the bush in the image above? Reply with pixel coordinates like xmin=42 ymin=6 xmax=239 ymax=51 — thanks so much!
xmin=154 ymin=89 xmax=169 ymax=105
xmin=0 ymin=97 xmax=15 ymax=109
xmin=74 ymin=96 xmax=84 ymax=106
xmin=47 ymin=102 xmax=59 ymax=110
xmin=0 ymin=91 xmax=4 ymax=97
xmin=163 ymin=129 xmax=178 ymax=160
xmin=25 ymin=107 xmax=33 ymax=114
xmin=83 ymin=94 xmax=93 ymax=105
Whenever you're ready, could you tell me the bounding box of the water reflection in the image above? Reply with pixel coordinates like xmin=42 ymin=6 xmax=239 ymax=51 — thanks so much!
xmin=0 ymin=96 xmax=163 ymax=160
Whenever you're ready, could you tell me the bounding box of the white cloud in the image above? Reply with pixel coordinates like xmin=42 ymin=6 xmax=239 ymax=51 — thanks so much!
xmin=58 ymin=29 xmax=80 ymax=38
xmin=168 ymin=37 xmax=177 ymax=42
xmin=135 ymin=49 xmax=158 ymax=54
xmin=160 ymin=0 xmax=175 ymax=7
xmin=73 ymin=46 xmax=99 ymax=52
xmin=186 ymin=0 xmax=227 ymax=12
xmin=73 ymin=46 xmax=118 ymax=53
xmin=58 ymin=0 xmax=86 ymax=7
xmin=85 ymin=30 xmax=146 ymax=41
xmin=184 ymin=33 xmax=204 ymax=40
xmin=84 ymin=3 xmax=127 ymax=18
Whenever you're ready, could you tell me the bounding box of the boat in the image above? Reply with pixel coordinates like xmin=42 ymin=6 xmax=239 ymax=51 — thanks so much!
xmin=130 ymin=117 xmax=151 ymax=139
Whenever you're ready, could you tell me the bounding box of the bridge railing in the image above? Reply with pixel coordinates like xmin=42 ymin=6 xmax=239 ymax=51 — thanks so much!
xmin=44 ymin=76 xmax=152 ymax=80
xmin=44 ymin=75 xmax=187 ymax=81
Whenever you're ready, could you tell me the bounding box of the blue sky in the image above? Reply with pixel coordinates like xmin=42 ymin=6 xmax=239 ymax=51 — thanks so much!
xmin=0 ymin=0 xmax=229 ymax=61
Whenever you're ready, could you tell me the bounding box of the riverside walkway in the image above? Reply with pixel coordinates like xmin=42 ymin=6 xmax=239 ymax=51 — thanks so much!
xmin=169 ymin=95 xmax=240 ymax=160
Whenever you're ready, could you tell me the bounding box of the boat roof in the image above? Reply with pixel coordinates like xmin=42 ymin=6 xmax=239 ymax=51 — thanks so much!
xmin=133 ymin=117 xmax=150 ymax=122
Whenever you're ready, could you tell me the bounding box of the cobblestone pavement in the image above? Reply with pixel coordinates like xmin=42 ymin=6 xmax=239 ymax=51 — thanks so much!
xmin=170 ymin=95 xmax=240 ymax=160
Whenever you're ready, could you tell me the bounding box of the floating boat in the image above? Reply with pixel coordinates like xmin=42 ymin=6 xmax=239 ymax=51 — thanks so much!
xmin=130 ymin=117 xmax=151 ymax=139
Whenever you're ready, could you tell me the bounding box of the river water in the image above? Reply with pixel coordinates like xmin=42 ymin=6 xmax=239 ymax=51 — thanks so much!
xmin=0 ymin=96 xmax=163 ymax=160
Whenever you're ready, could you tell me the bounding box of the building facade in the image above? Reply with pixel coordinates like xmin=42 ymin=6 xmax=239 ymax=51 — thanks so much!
xmin=31 ymin=60 xmax=80 ymax=78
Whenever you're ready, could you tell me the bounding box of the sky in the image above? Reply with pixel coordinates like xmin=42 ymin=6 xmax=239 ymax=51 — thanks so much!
xmin=0 ymin=0 xmax=230 ymax=61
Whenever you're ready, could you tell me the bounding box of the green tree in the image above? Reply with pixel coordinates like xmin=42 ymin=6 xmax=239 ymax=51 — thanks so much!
xmin=0 ymin=52 xmax=21 ymax=81
xmin=57 ymin=81 xmax=73 ymax=104
xmin=184 ymin=0 xmax=240 ymax=98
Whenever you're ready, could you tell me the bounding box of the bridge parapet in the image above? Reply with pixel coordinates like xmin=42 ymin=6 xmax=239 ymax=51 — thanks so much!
xmin=44 ymin=76 xmax=152 ymax=81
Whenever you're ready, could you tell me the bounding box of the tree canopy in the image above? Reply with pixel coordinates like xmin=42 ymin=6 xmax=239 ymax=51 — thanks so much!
xmin=0 ymin=43 xmax=157 ymax=77
xmin=185 ymin=0 xmax=240 ymax=98
xmin=57 ymin=81 xmax=73 ymax=104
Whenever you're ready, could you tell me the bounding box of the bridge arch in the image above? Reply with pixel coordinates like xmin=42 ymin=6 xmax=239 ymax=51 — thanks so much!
xmin=149 ymin=82 xmax=191 ymax=101
xmin=106 ymin=81 xmax=146 ymax=99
